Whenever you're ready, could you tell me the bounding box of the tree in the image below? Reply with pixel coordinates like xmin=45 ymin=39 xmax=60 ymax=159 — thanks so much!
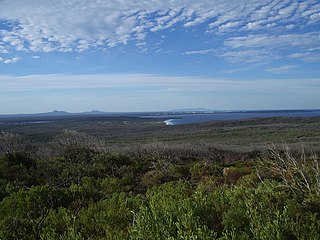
xmin=0 ymin=131 xmax=23 ymax=154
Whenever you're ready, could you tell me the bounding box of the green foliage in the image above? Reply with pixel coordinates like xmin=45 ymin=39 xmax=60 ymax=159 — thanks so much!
xmin=80 ymin=176 xmax=133 ymax=200
xmin=131 ymin=179 xmax=320 ymax=240
xmin=92 ymin=153 xmax=135 ymax=178
xmin=0 ymin=178 xmax=9 ymax=200
xmin=1 ymin=152 xmax=35 ymax=168
xmin=0 ymin=152 xmax=38 ymax=187
xmin=0 ymin=185 xmax=69 ymax=240
xmin=63 ymin=145 xmax=95 ymax=164
xmin=130 ymin=181 xmax=217 ymax=240
xmin=189 ymin=162 xmax=222 ymax=180
xmin=43 ymin=193 xmax=143 ymax=240
xmin=214 ymin=180 xmax=320 ymax=239
xmin=0 ymin=129 xmax=319 ymax=239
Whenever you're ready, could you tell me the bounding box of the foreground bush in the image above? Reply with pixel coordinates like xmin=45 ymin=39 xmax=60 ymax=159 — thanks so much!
xmin=1 ymin=180 xmax=319 ymax=239
xmin=131 ymin=180 xmax=320 ymax=240
xmin=0 ymin=139 xmax=319 ymax=239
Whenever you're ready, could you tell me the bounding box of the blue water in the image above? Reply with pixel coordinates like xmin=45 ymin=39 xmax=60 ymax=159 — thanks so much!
xmin=156 ymin=110 xmax=320 ymax=125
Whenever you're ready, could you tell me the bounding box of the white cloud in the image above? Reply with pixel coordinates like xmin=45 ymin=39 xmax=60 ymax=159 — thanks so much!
xmin=266 ymin=65 xmax=298 ymax=74
xmin=289 ymin=52 xmax=320 ymax=62
xmin=0 ymin=0 xmax=319 ymax=63
xmin=221 ymin=49 xmax=277 ymax=64
xmin=223 ymin=33 xmax=320 ymax=63
xmin=183 ymin=49 xmax=214 ymax=55
xmin=0 ymin=47 xmax=9 ymax=54
xmin=0 ymin=73 xmax=318 ymax=93
xmin=0 ymin=56 xmax=21 ymax=64
xmin=0 ymin=73 xmax=319 ymax=113
xmin=218 ymin=21 xmax=240 ymax=32
xmin=225 ymin=33 xmax=320 ymax=49
xmin=278 ymin=2 xmax=299 ymax=18
xmin=3 ymin=57 xmax=20 ymax=64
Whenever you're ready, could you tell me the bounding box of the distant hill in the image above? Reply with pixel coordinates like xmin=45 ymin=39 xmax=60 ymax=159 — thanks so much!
xmin=171 ymin=108 xmax=214 ymax=112
xmin=44 ymin=110 xmax=69 ymax=116
xmin=82 ymin=110 xmax=106 ymax=115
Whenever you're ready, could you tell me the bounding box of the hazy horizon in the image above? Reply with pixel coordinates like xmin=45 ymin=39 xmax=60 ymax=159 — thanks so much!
xmin=1 ymin=0 xmax=319 ymax=114
xmin=1 ymin=108 xmax=320 ymax=116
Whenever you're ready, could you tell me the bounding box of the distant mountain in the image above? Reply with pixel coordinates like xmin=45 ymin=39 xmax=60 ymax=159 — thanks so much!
xmin=82 ymin=110 xmax=106 ymax=115
xmin=44 ymin=110 xmax=69 ymax=116
xmin=44 ymin=110 xmax=108 ymax=116
xmin=171 ymin=108 xmax=214 ymax=112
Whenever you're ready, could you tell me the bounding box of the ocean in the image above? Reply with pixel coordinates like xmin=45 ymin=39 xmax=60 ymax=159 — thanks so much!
xmin=154 ymin=110 xmax=320 ymax=125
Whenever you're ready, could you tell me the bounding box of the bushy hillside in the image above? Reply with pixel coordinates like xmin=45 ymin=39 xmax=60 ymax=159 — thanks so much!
xmin=0 ymin=130 xmax=319 ymax=239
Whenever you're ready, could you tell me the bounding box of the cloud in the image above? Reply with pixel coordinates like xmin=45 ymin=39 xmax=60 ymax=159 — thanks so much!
xmin=223 ymin=33 xmax=320 ymax=63
xmin=221 ymin=49 xmax=277 ymax=64
xmin=183 ymin=49 xmax=214 ymax=55
xmin=0 ymin=44 xmax=9 ymax=54
xmin=1 ymin=73 xmax=319 ymax=113
xmin=0 ymin=73 xmax=319 ymax=93
xmin=0 ymin=56 xmax=21 ymax=64
xmin=266 ymin=65 xmax=299 ymax=74
xmin=218 ymin=21 xmax=240 ymax=32
xmin=0 ymin=0 xmax=319 ymax=63
xmin=225 ymin=33 xmax=320 ymax=49
xmin=289 ymin=51 xmax=320 ymax=62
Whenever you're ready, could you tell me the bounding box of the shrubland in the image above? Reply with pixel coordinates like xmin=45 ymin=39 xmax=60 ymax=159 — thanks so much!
xmin=0 ymin=124 xmax=319 ymax=239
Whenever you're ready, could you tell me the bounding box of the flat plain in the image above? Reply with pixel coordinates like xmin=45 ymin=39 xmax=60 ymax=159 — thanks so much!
xmin=1 ymin=115 xmax=319 ymax=152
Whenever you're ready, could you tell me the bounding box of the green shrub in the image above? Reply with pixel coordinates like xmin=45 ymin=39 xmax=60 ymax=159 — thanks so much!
xmin=0 ymin=185 xmax=68 ymax=240
xmin=189 ymin=162 xmax=222 ymax=181
xmin=130 ymin=181 xmax=217 ymax=240
xmin=43 ymin=193 xmax=143 ymax=240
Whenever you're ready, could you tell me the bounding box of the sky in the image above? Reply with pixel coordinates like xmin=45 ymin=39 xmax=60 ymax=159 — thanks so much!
xmin=0 ymin=0 xmax=320 ymax=114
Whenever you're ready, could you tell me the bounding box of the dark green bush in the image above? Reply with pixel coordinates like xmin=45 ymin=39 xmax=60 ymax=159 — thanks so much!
xmin=0 ymin=185 xmax=69 ymax=240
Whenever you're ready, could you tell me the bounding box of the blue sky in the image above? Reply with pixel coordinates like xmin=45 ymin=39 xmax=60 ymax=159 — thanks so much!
xmin=0 ymin=0 xmax=320 ymax=113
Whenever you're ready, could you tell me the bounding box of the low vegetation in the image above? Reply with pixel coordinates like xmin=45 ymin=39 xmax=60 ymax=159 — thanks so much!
xmin=0 ymin=117 xmax=319 ymax=239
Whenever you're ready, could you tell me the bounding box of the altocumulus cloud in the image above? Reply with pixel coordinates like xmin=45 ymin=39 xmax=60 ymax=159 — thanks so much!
xmin=0 ymin=56 xmax=21 ymax=64
xmin=0 ymin=0 xmax=319 ymax=64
